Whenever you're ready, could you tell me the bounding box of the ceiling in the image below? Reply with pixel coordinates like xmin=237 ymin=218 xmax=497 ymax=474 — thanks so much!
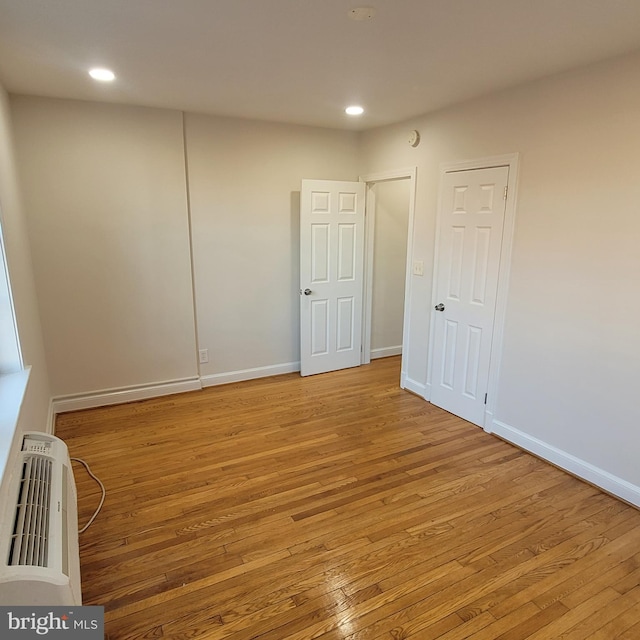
xmin=1 ymin=0 xmax=640 ymax=131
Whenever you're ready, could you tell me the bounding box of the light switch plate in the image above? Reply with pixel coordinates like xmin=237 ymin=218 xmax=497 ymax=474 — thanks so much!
xmin=412 ymin=260 xmax=424 ymax=276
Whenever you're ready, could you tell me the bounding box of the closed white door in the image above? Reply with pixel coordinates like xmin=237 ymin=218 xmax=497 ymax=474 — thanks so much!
xmin=300 ymin=179 xmax=365 ymax=376
xmin=430 ymin=166 xmax=509 ymax=425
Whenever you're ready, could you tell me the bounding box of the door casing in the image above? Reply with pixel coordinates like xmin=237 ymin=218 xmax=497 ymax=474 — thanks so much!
xmin=360 ymin=168 xmax=417 ymax=390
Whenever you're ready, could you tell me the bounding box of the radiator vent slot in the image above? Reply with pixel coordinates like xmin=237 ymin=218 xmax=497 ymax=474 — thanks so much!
xmin=8 ymin=456 xmax=52 ymax=568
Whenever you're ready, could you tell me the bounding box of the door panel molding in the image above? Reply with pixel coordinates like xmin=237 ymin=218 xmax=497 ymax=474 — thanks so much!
xmin=300 ymin=180 xmax=365 ymax=376
xmin=427 ymin=154 xmax=519 ymax=429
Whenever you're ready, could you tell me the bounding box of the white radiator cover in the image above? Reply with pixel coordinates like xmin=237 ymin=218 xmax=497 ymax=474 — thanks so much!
xmin=0 ymin=432 xmax=82 ymax=605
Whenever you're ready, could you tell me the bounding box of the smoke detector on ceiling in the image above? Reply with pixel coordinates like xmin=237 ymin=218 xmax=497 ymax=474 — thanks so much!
xmin=348 ymin=7 xmax=377 ymax=21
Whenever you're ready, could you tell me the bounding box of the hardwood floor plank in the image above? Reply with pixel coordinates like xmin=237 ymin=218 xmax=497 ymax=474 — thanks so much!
xmin=559 ymin=586 xmax=640 ymax=639
xmin=618 ymin=619 xmax=640 ymax=640
xmin=54 ymin=356 xmax=640 ymax=639
xmin=405 ymin=610 xmax=497 ymax=640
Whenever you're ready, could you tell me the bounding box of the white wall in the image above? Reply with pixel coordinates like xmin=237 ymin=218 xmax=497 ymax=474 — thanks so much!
xmin=360 ymin=50 xmax=640 ymax=496
xmin=7 ymin=50 xmax=640 ymax=503
xmin=185 ymin=113 xmax=359 ymax=382
xmin=9 ymin=100 xmax=360 ymax=395
xmin=370 ymin=179 xmax=409 ymax=356
xmin=10 ymin=97 xmax=198 ymax=397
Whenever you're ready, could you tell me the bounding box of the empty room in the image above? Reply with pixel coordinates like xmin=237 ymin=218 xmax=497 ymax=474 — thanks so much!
xmin=1 ymin=1 xmax=640 ymax=638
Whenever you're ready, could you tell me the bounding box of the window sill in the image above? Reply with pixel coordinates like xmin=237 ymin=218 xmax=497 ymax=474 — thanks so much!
xmin=0 ymin=367 xmax=30 ymax=483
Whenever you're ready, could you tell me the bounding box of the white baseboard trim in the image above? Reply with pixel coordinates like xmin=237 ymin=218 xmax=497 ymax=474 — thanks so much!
xmin=490 ymin=419 xmax=640 ymax=508
xmin=403 ymin=376 xmax=428 ymax=400
xmin=52 ymin=377 xmax=202 ymax=415
xmin=371 ymin=346 xmax=402 ymax=360
xmin=201 ymin=361 xmax=300 ymax=388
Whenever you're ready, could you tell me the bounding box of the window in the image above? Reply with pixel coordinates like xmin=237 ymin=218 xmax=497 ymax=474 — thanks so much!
xmin=0 ymin=216 xmax=26 ymax=481
xmin=0 ymin=221 xmax=22 ymax=374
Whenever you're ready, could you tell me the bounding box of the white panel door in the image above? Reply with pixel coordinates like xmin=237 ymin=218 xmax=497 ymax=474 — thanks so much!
xmin=430 ymin=166 xmax=509 ymax=425
xmin=300 ymin=179 xmax=365 ymax=376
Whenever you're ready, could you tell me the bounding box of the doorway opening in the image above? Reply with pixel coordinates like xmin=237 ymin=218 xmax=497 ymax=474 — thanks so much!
xmin=361 ymin=168 xmax=417 ymax=389
xmin=299 ymin=169 xmax=416 ymax=382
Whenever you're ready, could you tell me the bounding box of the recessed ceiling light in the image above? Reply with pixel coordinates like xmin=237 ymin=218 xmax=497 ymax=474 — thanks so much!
xmin=89 ymin=68 xmax=115 ymax=82
xmin=345 ymin=105 xmax=364 ymax=116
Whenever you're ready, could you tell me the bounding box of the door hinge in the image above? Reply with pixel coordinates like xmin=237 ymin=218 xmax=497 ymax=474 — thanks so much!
xmin=484 ymin=393 xmax=488 ymax=405
xmin=503 ymin=186 xmax=508 ymax=200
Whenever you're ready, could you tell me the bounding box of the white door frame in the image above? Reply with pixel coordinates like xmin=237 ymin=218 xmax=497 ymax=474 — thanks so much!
xmin=359 ymin=167 xmax=417 ymax=390
xmin=427 ymin=153 xmax=519 ymax=430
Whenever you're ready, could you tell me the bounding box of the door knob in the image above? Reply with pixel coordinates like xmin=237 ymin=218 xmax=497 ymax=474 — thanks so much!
xmin=435 ymin=303 xmax=445 ymax=312
xmin=303 ymin=288 xmax=312 ymax=296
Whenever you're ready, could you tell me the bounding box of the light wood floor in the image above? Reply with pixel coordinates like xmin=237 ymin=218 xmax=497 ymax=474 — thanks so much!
xmin=55 ymin=356 xmax=640 ymax=639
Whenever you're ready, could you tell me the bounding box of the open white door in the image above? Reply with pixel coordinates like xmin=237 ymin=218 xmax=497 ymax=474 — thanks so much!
xmin=430 ymin=166 xmax=509 ymax=425
xmin=300 ymin=179 xmax=365 ymax=376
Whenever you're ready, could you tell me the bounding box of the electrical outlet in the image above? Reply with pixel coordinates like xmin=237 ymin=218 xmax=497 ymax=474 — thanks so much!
xmin=198 ymin=349 xmax=209 ymax=364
